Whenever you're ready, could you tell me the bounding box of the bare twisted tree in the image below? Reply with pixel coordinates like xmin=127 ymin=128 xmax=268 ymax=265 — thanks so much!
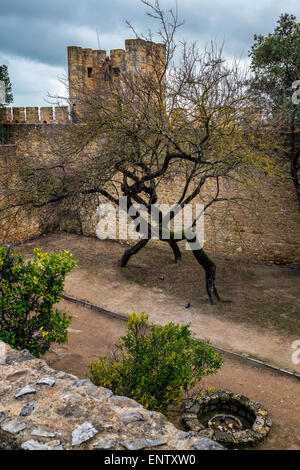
xmin=0 ymin=0 xmax=281 ymax=304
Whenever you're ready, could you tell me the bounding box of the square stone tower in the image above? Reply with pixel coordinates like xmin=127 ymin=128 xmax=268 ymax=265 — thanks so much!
xmin=67 ymin=39 xmax=166 ymax=113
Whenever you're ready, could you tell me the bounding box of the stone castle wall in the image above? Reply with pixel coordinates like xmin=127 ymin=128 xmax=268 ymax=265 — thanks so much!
xmin=0 ymin=123 xmax=300 ymax=263
xmin=0 ymin=38 xmax=299 ymax=263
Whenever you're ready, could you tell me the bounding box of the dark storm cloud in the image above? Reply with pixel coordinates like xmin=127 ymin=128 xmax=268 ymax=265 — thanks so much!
xmin=2 ymin=0 xmax=299 ymax=65
xmin=0 ymin=0 xmax=144 ymax=66
xmin=0 ymin=0 xmax=299 ymax=105
xmin=170 ymin=0 xmax=300 ymax=57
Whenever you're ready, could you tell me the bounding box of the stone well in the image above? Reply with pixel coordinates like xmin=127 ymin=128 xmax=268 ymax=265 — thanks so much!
xmin=182 ymin=389 xmax=272 ymax=448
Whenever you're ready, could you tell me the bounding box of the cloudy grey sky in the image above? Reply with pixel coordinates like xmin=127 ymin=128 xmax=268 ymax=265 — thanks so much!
xmin=1 ymin=0 xmax=299 ymax=106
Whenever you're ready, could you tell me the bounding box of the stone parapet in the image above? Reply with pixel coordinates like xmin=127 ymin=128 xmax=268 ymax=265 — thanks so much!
xmin=0 ymin=107 xmax=70 ymax=124
xmin=0 ymin=342 xmax=224 ymax=451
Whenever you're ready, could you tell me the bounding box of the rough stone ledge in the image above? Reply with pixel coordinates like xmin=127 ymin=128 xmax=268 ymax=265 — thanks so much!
xmin=0 ymin=342 xmax=225 ymax=451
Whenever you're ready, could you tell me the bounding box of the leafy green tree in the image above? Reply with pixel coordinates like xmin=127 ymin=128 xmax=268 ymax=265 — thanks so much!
xmin=88 ymin=312 xmax=223 ymax=415
xmin=249 ymin=13 xmax=300 ymax=206
xmin=0 ymin=246 xmax=76 ymax=357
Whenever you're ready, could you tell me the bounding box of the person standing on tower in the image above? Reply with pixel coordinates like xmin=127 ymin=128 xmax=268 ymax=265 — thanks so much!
xmin=103 ymin=56 xmax=111 ymax=81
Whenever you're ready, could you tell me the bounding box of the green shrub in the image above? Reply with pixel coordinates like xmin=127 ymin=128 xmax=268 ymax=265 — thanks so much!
xmin=88 ymin=312 xmax=223 ymax=415
xmin=0 ymin=245 xmax=76 ymax=357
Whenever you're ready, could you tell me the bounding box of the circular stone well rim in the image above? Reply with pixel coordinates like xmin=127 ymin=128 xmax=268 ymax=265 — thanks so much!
xmin=182 ymin=389 xmax=272 ymax=448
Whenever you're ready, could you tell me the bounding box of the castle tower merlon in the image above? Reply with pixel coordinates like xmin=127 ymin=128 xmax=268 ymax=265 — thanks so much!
xmin=68 ymin=46 xmax=84 ymax=75
xmin=0 ymin=107 xmax=12 ymax=123
xmin=55 ymin=106 xmax=69 ymax=123
xmin=40 ymin=107 xmax=54 ymax=123
xmin=124 ymin=38 xmax=166 ymax=73
xmin=26 ymin=107 xmax=39 ymax=124
xmin=82 ymin=48 xmax=93 ymax=65
xmin=13 ymin=107 xmax=25 ymax=123
xmin=68 ymin=46 xmax=83 ymax=93
xmin=68 ymin=46 xmax=84 ymax=62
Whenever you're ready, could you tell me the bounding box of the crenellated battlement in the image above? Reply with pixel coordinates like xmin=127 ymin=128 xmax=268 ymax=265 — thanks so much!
xmin=68 ymin=38 xmax=165 ymax=79
xmin=0 ymin=106 xmax=70 ymax=124
xmin=0 ymin=39 xmax=166 ymax=124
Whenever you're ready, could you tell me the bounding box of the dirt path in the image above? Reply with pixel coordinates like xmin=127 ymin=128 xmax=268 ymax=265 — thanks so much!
xmin=64 ymin=274 xmax=300 ymax=373
xmin=18 ymin=233 xmax=300 ymax=374
xmin=43 ymin=300 xmax=300 ymax=451
xmin=44 ymin=301 xmax=127 ymax=379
